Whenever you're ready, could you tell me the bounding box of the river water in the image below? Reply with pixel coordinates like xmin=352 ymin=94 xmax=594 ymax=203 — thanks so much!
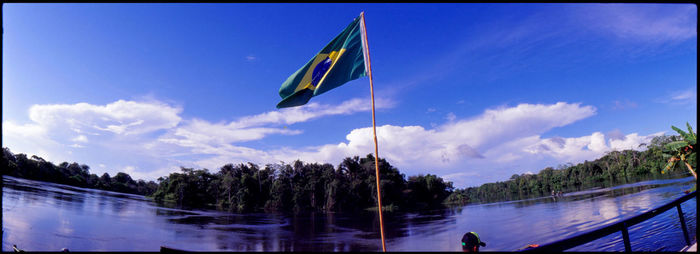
xmin=2 ymin=175 xmax=696 ymax=251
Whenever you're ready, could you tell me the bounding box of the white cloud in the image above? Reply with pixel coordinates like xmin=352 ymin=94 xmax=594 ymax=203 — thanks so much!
xmin=669 ymin=89 xmax=697 ymax=105
xmin=445 ymin=112 xmax=456 ymax=122
xmin=161 ymin=119 xmax=301 ymax=147
xmin=579 ymin=4 xmax=697 ymax=44
xmin=3 ymin=100 xmax=184 ymax=180
xmin=612 ymin=99 xmax=638 ymax=110
xmin=27 ymin=100 xmax=182 ymax=136
xmin=2 ymin=98 xmax=662 ymax=188
xmin=230 ymin=97 xmax=395 ymax=128
xmin=230 ymin=101 xmax=661 ymax=187
xmin=189 ymin=102 xmax=598 ymax=180
xmin=155 ymin=101 xmax=607 ymax=186
xmin=442 ymin=172 xmax=481 ymax=189
xmin=437 ymin=102 xmax=596 ymax=150
xmin=523 ymin=131 xmax=664 ymax=163
xmin=655 ymin=88 xmax=697 ymax=105
xmin=3 ymin=120 xmax=48 ymax=139
xmin=123 ymin=166 xmax=136 ymax=174
xmin=606 ymin=129 xmax=626 ymax=141
xmin=609 ymin=132 xmax=665 ymax=151
xmin=72 ymin=135 xmax=88 ymax=143
xmin=157 ymin=97 xmax=397 ymax=159
xmin=2 ymin=120 xmax=60 ymax=162
xmin=2 ymin=98 xmax=394 ymax=181
xmin=672 ymin=90 xmax=694 ymax=100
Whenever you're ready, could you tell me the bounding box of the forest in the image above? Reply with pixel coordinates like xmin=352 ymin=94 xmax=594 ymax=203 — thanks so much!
xmin=444 ymin=134 xmax=696 ymax=205
xmin=1 ymin=147 xmax=158 ymax=196
xmin=1 ymin=133 xmax=695 ymax=213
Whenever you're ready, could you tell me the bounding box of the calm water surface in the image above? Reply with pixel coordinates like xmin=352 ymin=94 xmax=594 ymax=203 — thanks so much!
xmin=2 ymin=175 xmax=696 ymax=251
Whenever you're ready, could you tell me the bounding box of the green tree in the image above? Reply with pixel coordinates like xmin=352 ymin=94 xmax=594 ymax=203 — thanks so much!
xmin=661 ymin=123 xmax=696 ymax=180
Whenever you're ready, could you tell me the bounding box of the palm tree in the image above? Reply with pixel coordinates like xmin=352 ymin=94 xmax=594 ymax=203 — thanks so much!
xmin=662 ymin=122 xmax=696 ymax=180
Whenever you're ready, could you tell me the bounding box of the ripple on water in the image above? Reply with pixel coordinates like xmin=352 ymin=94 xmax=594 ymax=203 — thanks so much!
xmin=2 ymin=175 xmax=696 ymax=251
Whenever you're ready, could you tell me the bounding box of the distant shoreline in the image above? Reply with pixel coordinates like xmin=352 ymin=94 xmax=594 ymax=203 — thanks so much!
xmin=2 ymin=134 xmax=693 ymax=214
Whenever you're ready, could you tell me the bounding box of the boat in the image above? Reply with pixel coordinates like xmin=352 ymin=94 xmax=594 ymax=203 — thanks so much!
xmin=160 ymin=246 xmax=189 ymax=252
xmin=12 ymin=245 xmax=24 ymax=252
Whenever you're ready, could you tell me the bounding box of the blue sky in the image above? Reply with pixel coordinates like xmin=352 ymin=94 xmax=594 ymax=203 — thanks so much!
xmin=2 ymin=3 xmax=697 ymax=188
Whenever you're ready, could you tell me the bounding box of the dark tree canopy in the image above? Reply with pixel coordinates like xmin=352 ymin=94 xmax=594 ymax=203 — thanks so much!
xmin=1 ymin=147 xmax=157 ymax=196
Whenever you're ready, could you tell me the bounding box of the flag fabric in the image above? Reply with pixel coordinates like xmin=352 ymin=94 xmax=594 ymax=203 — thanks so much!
xmin=277 ymin=15 xmax=367 ymax=108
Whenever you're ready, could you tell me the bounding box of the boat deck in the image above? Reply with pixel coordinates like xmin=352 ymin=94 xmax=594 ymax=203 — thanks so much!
xmin=681 ymin=242 xmax=696 ymax=252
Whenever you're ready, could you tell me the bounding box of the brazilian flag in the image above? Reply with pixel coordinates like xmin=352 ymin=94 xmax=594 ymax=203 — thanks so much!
xmin=277 ymin=15 xmax=367 ymax=108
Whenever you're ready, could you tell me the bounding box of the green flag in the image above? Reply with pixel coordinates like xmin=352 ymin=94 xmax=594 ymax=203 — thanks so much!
xmin=277 ymin=15 xmax=367 ymax=108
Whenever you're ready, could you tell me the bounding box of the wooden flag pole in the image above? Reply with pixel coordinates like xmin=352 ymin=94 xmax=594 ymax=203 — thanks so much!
xmin=360 ymin=11 xmax=387 ymax=252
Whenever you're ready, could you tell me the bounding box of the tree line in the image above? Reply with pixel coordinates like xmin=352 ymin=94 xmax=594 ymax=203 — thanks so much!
xmin=1 ymin=134 xmax=693 ymax=213
xmin=149 ymin=154 xmax=452 ymax=213
xmin=1 ymin=147 xmax=158 ymax=196
xmin=0 ymin=148 xmax=451 ymax=213
xmin=444 ymin=135 xmax=695 ymax=205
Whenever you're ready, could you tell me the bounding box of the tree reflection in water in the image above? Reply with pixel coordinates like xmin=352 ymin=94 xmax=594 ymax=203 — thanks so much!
xmin=2 ymin=175 xmax=695 ymax=251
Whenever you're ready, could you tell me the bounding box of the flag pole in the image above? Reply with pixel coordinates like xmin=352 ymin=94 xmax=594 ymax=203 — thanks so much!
xmin=360 ymin=11 xmax=387 ymax=252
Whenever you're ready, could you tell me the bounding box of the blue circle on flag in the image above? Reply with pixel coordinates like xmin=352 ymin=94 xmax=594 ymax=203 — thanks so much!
xmin=311 ymin=57 xmax=333 ymax=86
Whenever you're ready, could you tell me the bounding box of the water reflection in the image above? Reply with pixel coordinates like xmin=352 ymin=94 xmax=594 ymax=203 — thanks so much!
xmin=2 ymin=175 xmax=696 ymax=251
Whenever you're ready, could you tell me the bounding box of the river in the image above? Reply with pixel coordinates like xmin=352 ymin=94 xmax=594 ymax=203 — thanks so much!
xmin=2 ymin=175 xmax=696 ymax=251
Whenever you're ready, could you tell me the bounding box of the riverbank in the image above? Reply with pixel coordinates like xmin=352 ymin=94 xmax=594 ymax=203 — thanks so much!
xmin=3 ymin=175 xmax=695 ymax=251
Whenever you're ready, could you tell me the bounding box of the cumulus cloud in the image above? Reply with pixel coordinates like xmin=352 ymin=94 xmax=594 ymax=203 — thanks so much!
xmin=3 ymin=120 xmax=61 ymax=162
xmin=609 ymin=132 xmax=664 ymax=151
xmin=521 ymin=131 xmax=661 ymax=163
xmin=157 ymin=97 xmax=396 ymax=157
xmin=27 ymin=100 xmax=182 ymax=136
xmin=3 ymin=100 xmax=187 ymax=178
xmin=220 ymin=101 xmax=658 ymax=187
xmin=2 ymin=98 xmax=394 ymax=181
xmin=2 ymin=98 xmax=662 ymax=188
xmin=442 ymin=171 xmax=482 ymax=189
xmin=3 ymin=120 xmax=49 ymax=141
xmin=437 ymin=102 xmax=596 ymax=150
xmin=606 ymin=129 xmax=626 ymax=141
xmin=191 ymin=102 xmax=599 ymax=179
